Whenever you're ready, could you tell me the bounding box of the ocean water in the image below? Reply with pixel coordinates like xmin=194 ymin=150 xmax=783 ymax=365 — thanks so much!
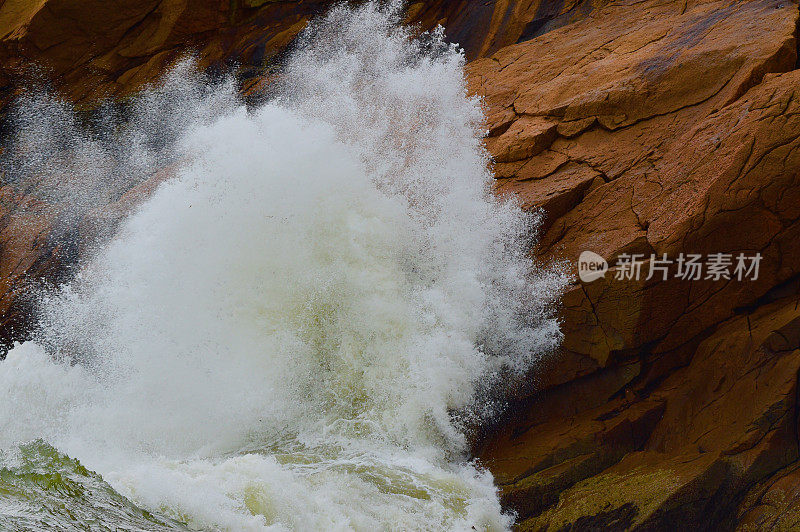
xmin=0 ymin=2 xmax=565 ymax=530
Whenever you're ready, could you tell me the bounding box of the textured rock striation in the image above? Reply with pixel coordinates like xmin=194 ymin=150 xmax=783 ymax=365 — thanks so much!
xmin=0 ymin=0 xmax=594 ymax=109
xmin=468 ymin=0 xmax=800 ymax=528
xmin=1 ymin=0 xmax=800 ymax=529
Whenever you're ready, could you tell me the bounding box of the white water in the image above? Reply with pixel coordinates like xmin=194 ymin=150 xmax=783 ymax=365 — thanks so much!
xmin=0 ymin=3 xmax=565 ymax=530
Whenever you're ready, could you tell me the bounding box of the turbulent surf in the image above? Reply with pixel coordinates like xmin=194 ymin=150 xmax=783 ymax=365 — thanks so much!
xmin=0 ymin=2 xmax=565 ymax=530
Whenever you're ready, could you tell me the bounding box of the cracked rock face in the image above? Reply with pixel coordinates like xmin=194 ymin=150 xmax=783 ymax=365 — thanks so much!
xmin=1 ymin=0 xmax=800 ymax=529
xmin=468 ymin=0 xmax=800 ymax=528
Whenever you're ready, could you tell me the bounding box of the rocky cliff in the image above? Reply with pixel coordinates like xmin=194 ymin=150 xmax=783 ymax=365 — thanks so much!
xmin=2 ymin=0 xmax=800 ymax=529
xmin=468 ymin=0 xmax=800 ymax=529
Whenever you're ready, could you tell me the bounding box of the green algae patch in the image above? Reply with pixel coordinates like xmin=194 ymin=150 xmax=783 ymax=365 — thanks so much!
xmin=520 ymin=451 xmax=728 ymax=531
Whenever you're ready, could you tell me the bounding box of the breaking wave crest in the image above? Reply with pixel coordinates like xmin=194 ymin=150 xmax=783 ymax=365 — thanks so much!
xmin=0 ymin=2 xmax=566 ymax=530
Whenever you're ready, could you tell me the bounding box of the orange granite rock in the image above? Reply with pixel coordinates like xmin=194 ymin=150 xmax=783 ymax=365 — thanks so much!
xmin=466 ymin=0 xmax=800 ymax=528
xmin=0 ymin=0 xmax=591 ymax=110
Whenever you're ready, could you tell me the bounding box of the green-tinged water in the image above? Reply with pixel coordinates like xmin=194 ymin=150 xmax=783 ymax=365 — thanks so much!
xmin=0 ymin=442 xmax=187 ymax=531
xmin=0 ymin=439 xmax=488 ymax=531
